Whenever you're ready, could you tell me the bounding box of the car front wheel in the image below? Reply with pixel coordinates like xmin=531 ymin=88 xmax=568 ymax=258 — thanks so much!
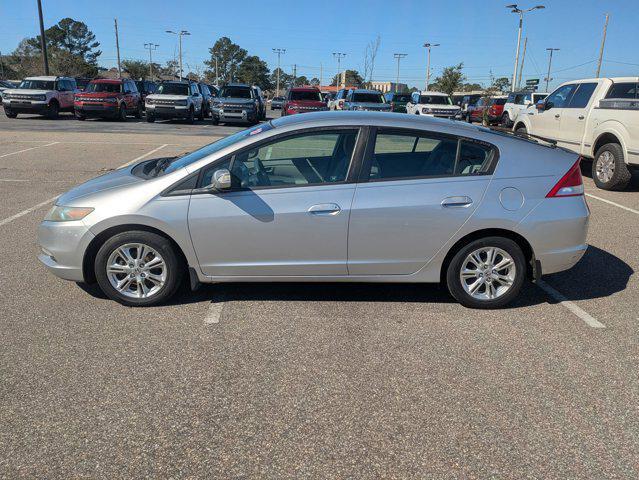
xmin=446 ymin=237 xmax=526 ymax=309
xmin=592 ymin=143 xmax=631 ymax=191
xmin=95 ymin=231 xmax=183 ymax=307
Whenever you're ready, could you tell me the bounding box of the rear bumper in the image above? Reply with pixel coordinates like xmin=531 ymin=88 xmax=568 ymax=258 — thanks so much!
xmin=37 ymin=221 xmax=95 ymax=282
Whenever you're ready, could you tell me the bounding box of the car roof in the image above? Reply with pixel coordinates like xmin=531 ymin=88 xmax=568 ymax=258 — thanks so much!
xmin=224 ymin=83 xmax=251 ymax=88
xmin=24 ymin=76 xmax=67 ymax=81
xmin=352 ymin=89 xmax=382 ymax=94
xmin=290 ymin=86 xmax=320 ymax=91
xmin=417 ymin=91 xmax=448 ymax=96
xmin=91 ymin=78 xmax=123 ymax=84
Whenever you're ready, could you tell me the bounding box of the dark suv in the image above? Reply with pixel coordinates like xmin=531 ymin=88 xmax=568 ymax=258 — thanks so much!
xmin=134 ymin=80 xmax=157 ymax=108
xmin=211 ymin=83 xmax=261 ymax=125
xmin=197 ymin=83 xmax=214 ymax=118
xmin=74 ymin=79 xmax=142 ymax=121
xmin=384 ymin=92 xmax=411 ymax=113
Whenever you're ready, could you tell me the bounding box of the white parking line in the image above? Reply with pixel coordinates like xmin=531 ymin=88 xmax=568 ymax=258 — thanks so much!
xmin=0 ymin=142 xmax=59 ymax=159
xmin=585 ymin=193 xmax=639 ymax=215
xmin=0 ymin=196 xmax=59 ymax=227
xmin=204 ymin=294 xmax=226 ymax=324
xmin=537 ymin=280 xmax=605 ymax=329
xmin=118 ymin=144 xmax=169 ymax=168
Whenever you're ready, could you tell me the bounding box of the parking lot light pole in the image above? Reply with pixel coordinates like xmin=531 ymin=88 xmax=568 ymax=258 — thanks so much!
xmin=506 ymin=4 xmax=545 ymax=92
xmin=423 ymin=43 xmax=440 ymax=91
xmin=144 ymin=43 xmax=159 ymax=80
xmin=545 ymin=47 xmax=559 ymax=92
xmin=166 ymin=30 xmax=190 ymax=80
xmin=333 ymin=52 xmax=346 ymax=88
xmin=273 ymin=48 xmax=286 ymax=97
xmin=393 ymin=53 xmax=407 ymax=93
xmin=36 ymin=0 xmax=49 ymax=75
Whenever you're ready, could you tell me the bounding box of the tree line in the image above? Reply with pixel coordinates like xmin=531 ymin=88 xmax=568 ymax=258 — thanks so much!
xmin=0 ymin=17 xmax=511 ymax=95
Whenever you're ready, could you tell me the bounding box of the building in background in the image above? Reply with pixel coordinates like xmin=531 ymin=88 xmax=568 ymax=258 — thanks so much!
xmin=370 ymin=81 xmax=408 ymax=93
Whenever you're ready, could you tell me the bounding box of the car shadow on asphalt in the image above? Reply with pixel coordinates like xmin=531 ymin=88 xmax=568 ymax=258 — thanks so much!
xmin=77 ymin=246 xmax=632 ymax=309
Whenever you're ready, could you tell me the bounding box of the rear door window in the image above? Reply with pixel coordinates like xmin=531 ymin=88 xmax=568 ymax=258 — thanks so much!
xmin=605 ymin=82 xmax=639 ymax=99
xmin=567 ymin=83 xmax=598 ymax=108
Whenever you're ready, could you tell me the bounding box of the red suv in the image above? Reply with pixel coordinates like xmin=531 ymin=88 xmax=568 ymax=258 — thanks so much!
xmin=282 ymin=87 xmax=328 ymax=116
xmin=467 ymin=97 xmax=507 ymax=125
xmin=74 ymin=79 xmax=142 ymax=121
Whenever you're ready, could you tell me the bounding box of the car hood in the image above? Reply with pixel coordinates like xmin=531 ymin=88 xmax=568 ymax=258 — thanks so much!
xmin=56 ymin=167 xmax=143 ymax=206
xmin=351 ymin=102 xmax=390 ymax=108
xmin=76 ymin=92 xmax=122 ymax=99
xmin=4 ymin=89 xmax=51 ymax=95
xmin=288 ymin=100 xmax=325 ymax=107
xmin=422 ymin=104 xmax=459 ymax=110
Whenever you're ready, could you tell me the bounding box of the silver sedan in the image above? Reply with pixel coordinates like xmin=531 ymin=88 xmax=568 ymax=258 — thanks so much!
xmin=38 ymin=112 xmax=589 ymax=308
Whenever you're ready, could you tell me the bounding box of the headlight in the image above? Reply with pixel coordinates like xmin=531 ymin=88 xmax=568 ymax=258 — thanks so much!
xmin=44 ymin=206 xmax=94 ymax=222
xmin=175 ymin=100 xmax=188 ymax=106
xmin=146 ymin=98 xmax=154 ymax=105
xmin=422 ymin=107 xmax=433 ymax=114
xmin=34 ymin=94 xmax=46 ymax=101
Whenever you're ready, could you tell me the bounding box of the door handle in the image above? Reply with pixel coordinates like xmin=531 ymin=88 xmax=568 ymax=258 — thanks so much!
xmin=441 ymin=196 xmax=473 ymax=208
xmin=308 ymin=203 xmax=341 ymax=216
xmin=554 ymin=114 xmax=560 ymax=118
xmin=578 ymin=115 xmax=585 ymax=120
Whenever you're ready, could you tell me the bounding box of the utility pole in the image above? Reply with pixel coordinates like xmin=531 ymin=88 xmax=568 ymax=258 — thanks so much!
xmin=507 ymin=4 xmax=545 ymax=92
xmin=596 ymin=13 xmax=609 ymax=78
xmin=393 ymin=53 xmax=407 ymax=93
xmin=215 ymin=57 xmax=219 ymax=85
xmin=0 ymin=51 xmax=4 ymax=78
xmin=333 ymin=52 xmax=346 ymax=87
xmin=166 ymin=30 xmax=190 ymax=80
xmin=272 ymin=48 xmax=286 ymax=97
xmin=144 ymin=43 xmax=159 ymax=80
xmin=423 ymin=43 xmax=440 ymax=91
xmin=544 ymin=48 xmax=559 ymax=92
xmin=320 ymin=62 xmax=323 ymax=88
xmin=516 ymin=37 xmax=528 ymax=89
xmin=292 ymin=64 xmax=297 ymax=86
xmin=37 ymin=0 xmax=49 ymax=75
xmin=114 ymin=18 xmax=121 ymax=78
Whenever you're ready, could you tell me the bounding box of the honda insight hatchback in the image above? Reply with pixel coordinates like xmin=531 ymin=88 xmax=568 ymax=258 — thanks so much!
xmin=38 ymin=112 xmax=589 ymax=308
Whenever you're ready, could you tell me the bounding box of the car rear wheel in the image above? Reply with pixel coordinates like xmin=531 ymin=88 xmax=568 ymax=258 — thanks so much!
xmin=134 ymin=102 xmax=143 ymax=119
xmin=198 ymin=105 xmax=205 ymax=121
xmin=186 ymin=107 xmax=194 ymax=124
xmin=592 ymin=143 xmax=631 ymax=191
xmin=501 ymin=112 xmax=511 ymax=127
xmin=446 ymin=237 xmax=526 ymax=309
xmin=47 ymin=102 xmax=59 ymax=119
xmin=95 ymin=231 xmax=183 ymax=307
xmin=515 ymin=124 xmax=527 ymax=134
xmin=118 ymin=104 xmax=127 ymax=121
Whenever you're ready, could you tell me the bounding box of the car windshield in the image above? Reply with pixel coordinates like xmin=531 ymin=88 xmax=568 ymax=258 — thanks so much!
xmin=160 ymin=123 xmax=275 ymax=175
xmin=419 ymin=95 xmax=452 ymax=105
xmin=290 ymin=90 xmax=322 ymax=101
xmin=156 ymin=83 xmax=189 ymax=95
xmin=392 ymin=94 xmax=411 ymax=102
xmin=19 ymin=80 xmax=55 ymax=90
xmin=353 ymin=93 xmax=384 ymax=103
xmin=85 ymin=83 xmax=121 ymax=93
xmin=219 ymin=86 xmax=252 ymax=98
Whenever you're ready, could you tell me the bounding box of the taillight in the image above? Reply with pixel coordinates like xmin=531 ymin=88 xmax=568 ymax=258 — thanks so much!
xmin=546 ymin=158 xmax=584 ymax=198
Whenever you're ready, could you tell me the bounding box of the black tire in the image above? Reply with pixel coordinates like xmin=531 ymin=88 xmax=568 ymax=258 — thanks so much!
xmin=47 ymin=101 xmax=59 ymax=119
xmin=198 ymin=105 xmax=205 ymax=121
xmin=446 ymin=236 xmax=526 ymax=309
xmin=592 ymin=142 xmax=631 ymax=191
xmin=146 ymin=114 xmax=155 ymax=123
xmin=211 ymin=116 xmax=219 ymax=125
xmin=4 ymin=109 xmax=17 ymax=118
xmin=94 ymin=231 xmax=184 ymax=307
xmin=75 ymin=112 xmax=86 ymax=121
xmin=501 ymin=112 xmax=511 ymax=127
xmin=134 ymin=102 xmax=143 ymax=119
xmin=515 ymin=124 xmax=527 ymax=134
xmin=186 ymin=107 xmax=194 ymax=124
xmin=118 ymin=104 xmax=127 ymax=121
xmin=415 ymin=111 xmax=420 ymax=115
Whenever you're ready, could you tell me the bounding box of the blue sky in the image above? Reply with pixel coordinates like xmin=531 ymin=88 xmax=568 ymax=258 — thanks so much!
xmin=1 ymin=0 xmax=637 ymax=90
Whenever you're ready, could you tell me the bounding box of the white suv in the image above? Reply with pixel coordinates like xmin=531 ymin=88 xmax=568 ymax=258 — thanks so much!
xmin=501 ymin=91 xmax=548 ymax=126
xmin=2 ymin=76 xmax=76 ymax=118
xmin=145 ymin=81 xmax=204 ymax=124
xmin=406 ymin=91 xmax=460 ymax=119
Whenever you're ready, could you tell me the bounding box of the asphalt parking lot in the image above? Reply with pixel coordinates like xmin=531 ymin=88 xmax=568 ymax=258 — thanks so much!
xmin=1 ymin=109 xmax=638 ymax=478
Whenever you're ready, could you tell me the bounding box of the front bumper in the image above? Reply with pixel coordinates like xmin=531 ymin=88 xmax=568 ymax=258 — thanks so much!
xmin=75 ymin=104 xmax=119 ymax=118
xmin=37 ymin=220 xmax=95 ymax=282
xmin=3 ymin=100 xmax=49 ymax=114
xmin=147 ymin=105 xmax=190 ymax=119
xmin=212 ymin=107 xmax=257 ymax=123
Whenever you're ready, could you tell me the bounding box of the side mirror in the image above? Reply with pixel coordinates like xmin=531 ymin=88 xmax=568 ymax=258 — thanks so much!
xmin=213 ymin=169 xmax=232 ymax=190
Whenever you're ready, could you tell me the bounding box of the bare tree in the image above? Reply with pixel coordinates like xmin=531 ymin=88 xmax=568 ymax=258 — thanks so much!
xmin=362 ymin=35 xmax=381 ymax=88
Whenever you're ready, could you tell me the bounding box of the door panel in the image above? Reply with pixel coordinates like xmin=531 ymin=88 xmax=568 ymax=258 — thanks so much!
xmin=348 ymin=177 xmax=490 ymax=275
xmin=556 ymin=82 xmax=598 ymax=152
xmin=189 ymin=184 xmax=355 ymax=276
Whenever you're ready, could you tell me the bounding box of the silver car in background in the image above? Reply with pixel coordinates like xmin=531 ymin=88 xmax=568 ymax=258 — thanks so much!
xmin=343 ymin=89 xmax=391 ymax=112
xmin=37 ymin=112 xmax=589 ymax=308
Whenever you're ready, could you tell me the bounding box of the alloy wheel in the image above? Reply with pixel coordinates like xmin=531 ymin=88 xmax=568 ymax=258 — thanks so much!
xmin=106 ymin=243 xmax=167 ymax=299
xmin=596 ymin=151 xmax=615 ymax=183
xmin=459 ymin=247 xmax=516 ymax=301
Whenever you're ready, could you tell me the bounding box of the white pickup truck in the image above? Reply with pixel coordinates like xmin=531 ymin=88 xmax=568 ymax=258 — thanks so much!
xmin=513 ymin=77 xmax=639 ymax=190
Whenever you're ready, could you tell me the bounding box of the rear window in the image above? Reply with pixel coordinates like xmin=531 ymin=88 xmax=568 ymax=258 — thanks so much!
xmin=605 ymin=82 xmax=639 ymax=99
xmin=353 ymin=92 xmax=384 ymax=103
xmin=219 ymin=86 xmax=252 ymax=98
xmin=86 ymin=82 xmax=121 ymax=93
xmin=419 ymin=95 xmax=452 ymax=105
xmin=289 ymin=90 xmax=322 ymax=101
xmin=491 ymin=98 xmax=507 ymax=105
xmin=157 ymin=83 xmax=189 ymax=95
